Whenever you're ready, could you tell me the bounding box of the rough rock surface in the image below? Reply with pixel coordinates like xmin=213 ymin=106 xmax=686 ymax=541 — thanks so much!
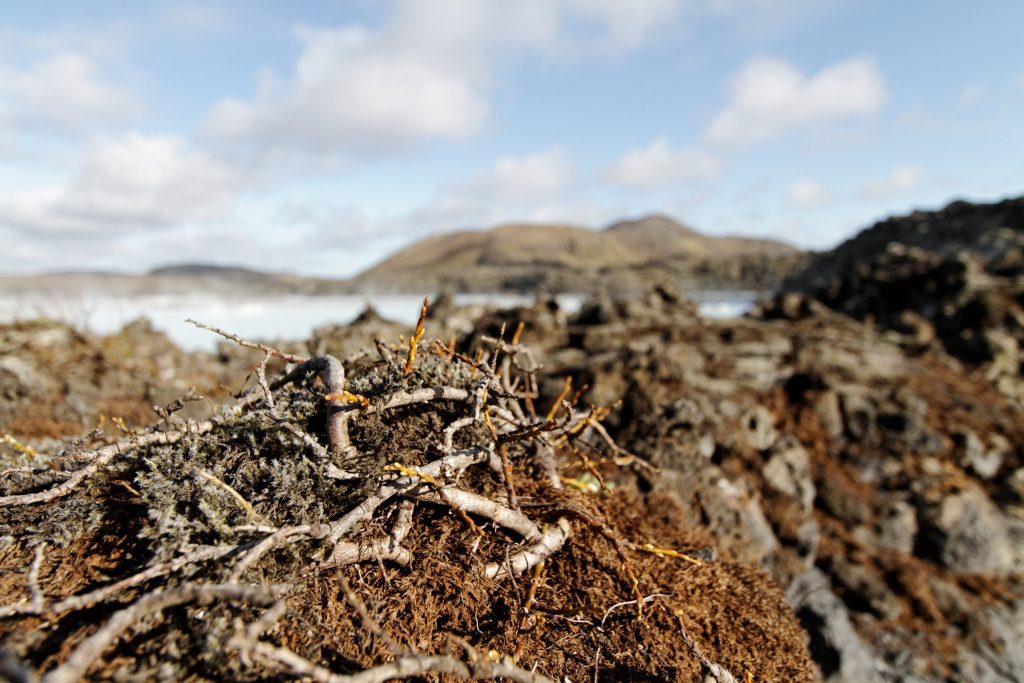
xmin=777 ymin=196 xmax=1024 ymax=407
xmin=2 ymin=269 xmax=1022 ymax=680
xmin=538 ymin=287 xmax=1023 ymax=682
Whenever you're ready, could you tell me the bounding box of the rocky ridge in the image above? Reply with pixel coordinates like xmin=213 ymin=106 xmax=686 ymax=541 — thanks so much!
xmin=778 ymin=195 xmax=1024 ymax=407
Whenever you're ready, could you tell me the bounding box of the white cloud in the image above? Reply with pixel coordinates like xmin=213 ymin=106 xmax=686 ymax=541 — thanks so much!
xmin=463 ymin=147 xmax=573 ymax=200
xmin=557 ymin=0 xmax=687 ymax=51
xmin=860 ymin=165 xmax=922 ymax=200
xmin=959 ymin=82 xmax=987 ymax=105
xmin=204 ymin=0 xmax=692 ymax=158
xmin=0 ymin=133 xmax=239 ymax=236
xmin=604 ymin=139 xmax=723 ymax=188
xmin=788 ymin=179 xmax=832 ymax=207
xmin=410 ymin=147 xmax=580 ymax=227
xmin=285 ymin=147 xmax=579 ymax=245
xmin=0 ymin=53 xmax=141 ymax=136
xmin=704 ymin=56 xmax=887 ymax=149
xmin=205 ymin=24 xmax=488 ymax=155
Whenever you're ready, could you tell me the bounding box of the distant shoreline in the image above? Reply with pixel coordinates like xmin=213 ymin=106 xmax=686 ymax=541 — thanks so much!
xmin=0 ymin=290 xmax=761 ymax=352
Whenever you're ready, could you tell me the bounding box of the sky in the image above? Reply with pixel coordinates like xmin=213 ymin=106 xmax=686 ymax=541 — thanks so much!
xmin=1 ymin=0 xmax=1023 ymax=277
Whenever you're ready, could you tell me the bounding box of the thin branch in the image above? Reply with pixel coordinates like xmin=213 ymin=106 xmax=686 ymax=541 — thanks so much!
xmin=245 ymin=641 xmax=555 ymax=683
xmin=28 ymin=544 xmax=47 ymax=611
xmin=498 ymin=445 xmax=519 ymax=509
xmin=196 ymin=468 xmax=267 ymax=524
xmin=275 ymin=420 xmax=329 ymax=462
xmin=534 ymin=443 xmax=563 ymax=490
xmin=0 ymin=427 xmax=213 ymax=507
xmin=327 ymin=447 xmax=495 ymax=543
xmin=338 ymin=574 xmax=403 ymax=655
xmin=411 ymin=487 xmax=540 ymax=542
xmin=186 ymin=319 xmax=306 ymax=363
xmin=485 ymin=518 xmax=571 ymax=580
xmin=41 ymin=583 xmax=278 ymax=683
xmin=255 ymin=352 xmax=276 ymax=412
xmin=0 ymin=545 xmax=239 ymax=619
xmin=600 ymin=594 xmax=670 ymax=628
xmin=673 ymin=613 xmax=741 ymax=683
xmin=403 ymin=296 xmax=429 ymax=376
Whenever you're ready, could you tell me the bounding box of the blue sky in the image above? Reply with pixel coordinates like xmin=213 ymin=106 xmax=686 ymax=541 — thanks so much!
xmin=1 ymin=0 xmax=1022 ymax=276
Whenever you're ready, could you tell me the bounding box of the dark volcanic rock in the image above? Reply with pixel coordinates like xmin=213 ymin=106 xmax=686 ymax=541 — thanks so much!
xmin=775 ymin=196 xmax=1024 ymax=407
xmin=785 ymin=196 xmax=1024 ymax=292
xmin=535 ymin=287 xmax=1024 ymax=682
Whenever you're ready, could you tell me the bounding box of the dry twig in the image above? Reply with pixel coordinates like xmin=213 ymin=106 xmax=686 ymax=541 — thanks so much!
xmin=42 ymin=583 xmax=279 ymax=683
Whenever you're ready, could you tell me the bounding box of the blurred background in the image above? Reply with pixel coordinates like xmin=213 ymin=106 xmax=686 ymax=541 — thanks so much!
xmin=1 ymin=0 xmax=1022 ymax=346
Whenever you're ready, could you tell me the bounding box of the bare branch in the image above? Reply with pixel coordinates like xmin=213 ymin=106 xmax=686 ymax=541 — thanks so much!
xmin=485 ymin=518 xmax=571 ymax=580
xmin=245 ymin=640 xmax=555 ymax=683
xmin=412 ymin=487 xmax=540 ymax=542
xmin=327 ymin=447 xmax=495 ymax=543
xmin=378 ymin=386 xmax=471 ymax=411
xmin=0 ymin=384 xmax=275 ymax=507
xmin=42 ymin=583 xmax=278 ymax=683
xmin=0 ymin=648 xmax=35 ymax=683
xmin=389 ymin=500 xmax=414 ymax=547
xmin=0 ymin=427 xmax=213 ymax=507
xmin=0 ymin=545 xmax=239 ymax=619
xmin=186 ymin=318 xmax=306 ymax=363
xmin=28 ymin=544 xmax=46 ymax=611
xmin=322 ymin=538 xmax=412 ymax=570
xmin=443 ymin=416 xmax=476 ymax=452
xmin=229 ymin=524 xmax=327 ymax=583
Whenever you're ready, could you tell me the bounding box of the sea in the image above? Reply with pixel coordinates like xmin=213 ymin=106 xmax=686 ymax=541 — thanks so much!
xmin=0 ymin=291 xmax=761 ymax=352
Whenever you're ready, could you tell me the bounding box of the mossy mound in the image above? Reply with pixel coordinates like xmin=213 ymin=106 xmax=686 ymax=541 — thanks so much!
xmin=0 ymin=311 xmax=814 ymax=682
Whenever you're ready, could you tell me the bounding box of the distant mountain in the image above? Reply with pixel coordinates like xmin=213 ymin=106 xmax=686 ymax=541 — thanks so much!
xmin=0 ymin=264 xmax=350 ymax=297
xmin=0 ymin=214 xmax=807 ymax=297
xmin=356 ymin=214 xmax=805 ymax=293
xmin=148 ymin=264 xmax=270 ymax=280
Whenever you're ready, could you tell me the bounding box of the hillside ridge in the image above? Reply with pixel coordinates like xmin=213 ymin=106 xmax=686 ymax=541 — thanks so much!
xmin=356 ymin=213 xmax=803 ymax=292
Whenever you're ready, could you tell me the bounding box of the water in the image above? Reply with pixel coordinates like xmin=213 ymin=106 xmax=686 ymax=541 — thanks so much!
xmin=0 ymin=291 xmax=759 ymax=351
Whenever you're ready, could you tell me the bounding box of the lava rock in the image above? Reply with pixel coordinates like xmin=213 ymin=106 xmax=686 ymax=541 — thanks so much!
xmin=742 ymin=405 xmax=778 ymax=451
xmin=917 ymin=486 xmax=1014 ymax=573
xmin=787 ymin=569 xmax=884 ymax=683
xmin=764 ymin=437 xmax=816 ymax=512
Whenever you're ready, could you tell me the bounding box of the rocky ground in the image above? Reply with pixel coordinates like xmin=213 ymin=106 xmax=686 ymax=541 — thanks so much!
xmin=1 ymin=198 xmax=1022 ymax=682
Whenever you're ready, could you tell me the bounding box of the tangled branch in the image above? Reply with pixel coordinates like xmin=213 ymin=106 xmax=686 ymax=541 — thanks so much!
xmin=0 ymin=305 xmax=685 ymax=682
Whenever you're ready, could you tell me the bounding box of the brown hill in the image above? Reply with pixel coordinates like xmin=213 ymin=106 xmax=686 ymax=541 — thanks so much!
xmin=357 ymin=214 xmax=805 ymax=293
